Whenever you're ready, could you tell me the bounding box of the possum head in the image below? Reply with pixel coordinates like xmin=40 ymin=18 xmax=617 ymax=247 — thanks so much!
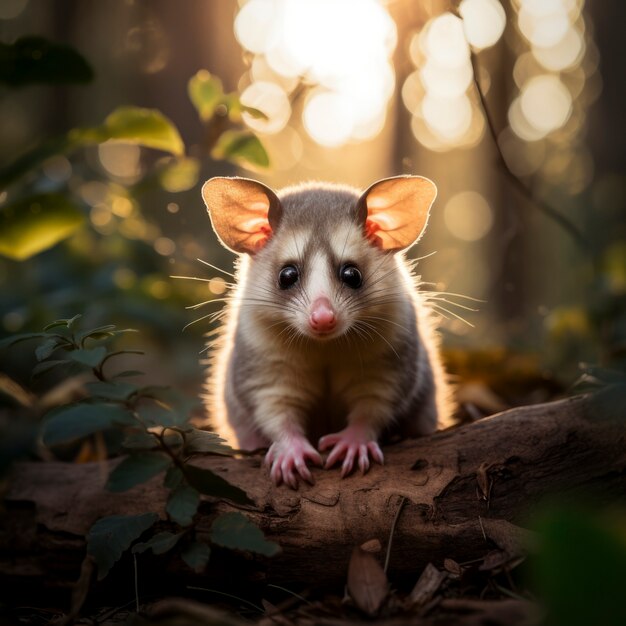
xmin=201 ymin=176 xmax=437 ymax=341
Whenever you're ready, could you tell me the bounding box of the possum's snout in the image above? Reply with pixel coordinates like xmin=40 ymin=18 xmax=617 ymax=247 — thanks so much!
xmin=309 ymin=297 xmax=337 ymax=334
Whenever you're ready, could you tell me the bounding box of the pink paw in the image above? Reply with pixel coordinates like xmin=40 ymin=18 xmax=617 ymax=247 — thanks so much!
xmin=265 ymin=435 xmax=322 ymax=489
xmin=318 ymin=425 xmax=384 ymax=477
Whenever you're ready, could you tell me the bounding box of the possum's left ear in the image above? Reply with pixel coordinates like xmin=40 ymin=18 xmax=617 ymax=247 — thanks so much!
xmin=201 ymin=177 xmax=282 ymax=255
xmin=357 ymin=175 xmax=437 ymax=251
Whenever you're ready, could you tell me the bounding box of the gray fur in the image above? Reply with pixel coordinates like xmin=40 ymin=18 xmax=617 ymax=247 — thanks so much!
xmin=205 ymin=180 xmax=453 ymax=454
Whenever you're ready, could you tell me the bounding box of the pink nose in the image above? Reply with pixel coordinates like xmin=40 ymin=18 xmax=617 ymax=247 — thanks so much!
xmin=309 ymin=297 xmax=336 ymax=332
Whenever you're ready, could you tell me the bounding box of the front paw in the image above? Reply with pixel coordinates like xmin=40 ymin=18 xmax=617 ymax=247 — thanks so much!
xmin=318 ymin=426 xmax=384 ymax=477
xmin=265 ymin=436 xmax=322 ymax=489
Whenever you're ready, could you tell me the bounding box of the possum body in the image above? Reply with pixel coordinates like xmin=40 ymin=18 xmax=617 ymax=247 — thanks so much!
xmin=202 ymin=176 xmax=453 ymax=488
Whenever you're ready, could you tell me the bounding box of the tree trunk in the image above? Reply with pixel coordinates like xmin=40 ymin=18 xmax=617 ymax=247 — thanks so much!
xmin=2 ymin=395 xmax=624 ymax=602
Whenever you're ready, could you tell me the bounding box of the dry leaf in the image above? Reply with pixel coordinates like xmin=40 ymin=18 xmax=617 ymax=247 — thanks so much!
xmin=408 ymin=562 xmax=447 ymax=607
xmin=360 ymin=538 xmax=382 ymax=553
xmin=443 ymin=558 xmax=462 ymax=577
xmin=347 ymin=546 xmax=388 ymax=615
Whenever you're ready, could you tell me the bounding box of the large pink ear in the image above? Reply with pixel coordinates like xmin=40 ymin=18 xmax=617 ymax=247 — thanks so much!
xmin=201 ymin=177 xmax=282 ymax=255
xmin=357 ymin=175 xmax=437 ymax=251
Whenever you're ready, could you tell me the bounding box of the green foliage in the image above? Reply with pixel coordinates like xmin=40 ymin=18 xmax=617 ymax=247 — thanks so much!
xmin=87 ymin=513 xmax=159 ymax=580
xmin=212 ymin=130 xmax=269 ymax=169
xmin=133 ymin=531 xmax=184 ymax=556
xmin=72 ymin=106 xmax=184 ymax=156
xmin=42 ymin=403 xmax=134 ymax=446
xmin=166 ymin=484 xmax=201 ymax=526
xmin=157 ymin=156 xmax=201 ymax=192
xmin=530 ymin=507 xmax=626 ymax=626
xmin=185 ymin=464 xmax=251 ymax=504
xmin=106 ymin=452 xmax=172 ymax=492
xmin=187 ymin=69 xmax=269 ymax=169
xmin=1 ymin=315 xmax=279 ymax=579
xmin=0 ymin=36 xmax=94 ymax=86
xmin=181 ymin=541 xmax=211 ymax=573
xmin=188 ymin=70 xmax=224 ymax=121
xmin=0 ymin=194 xmax=84 ymax=261
xmin=211 ymin=512 xmax=281 ymax=557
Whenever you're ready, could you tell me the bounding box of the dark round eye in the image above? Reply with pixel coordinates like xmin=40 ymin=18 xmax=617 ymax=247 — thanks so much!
xmin=340 ymin=264 xmax=362 ymax=289
xmin=278 ymin=264 xmax=299 ymax=289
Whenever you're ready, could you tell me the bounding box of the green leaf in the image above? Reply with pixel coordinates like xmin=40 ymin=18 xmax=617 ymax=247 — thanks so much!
xmin=32 ymin=359 xmax=69 ymax=378
xmin=42 ymin=403 xmax=134 ymax=446
xmin=184 ymin=428 xmax=233 ymax=456
xmin=181 ymin=541 xmax=210 ymax=573
xmin=136 ymin=387 xmax=199 ymax=426
xmin=113 ymin=370 xmax=145 ymax=379
xmin=72 ymin=106 xmax=184 ymax=156
xmin=133 ymin=531 xmax=183 ymax=555
xmin=107 ymin=452 xmax=172 ymax=492
xmin=122 ymin=431 xmax=159 ymax=450
xmin=164 ymin=466 xmax=184 ymax=490
xmin=211 ymin=130 xmax=269 ymax=169
xmin=76 ymin=325 xmax=116 ymax=345
xmin=0 ymin=36 xmax=93 ymax=87
xmin=44 ymin=315 xmax=82 ymax=331
xmin=35 ymin=337 xmax=62 ymax=361
xmin=0 ymin=333 xmax=46 ymax=349
xmin=210 ymin=512 xmax=280 ymax=557
xmin=87 ymin=513 xmax=158 ymax=580
xmin=0 ymin=194 xmax=84 ymax=261
xmin=136 ymin=403 xmax=178 ymax=427
xmin=223 ymin=93 xmax=268 ymax=123
xmin=157 ymin=157 xmax=200 ymax=193
xmin=188 ymin=70 xmax=224 ymax=121
xmin=85 ymin=381 xmax=138 ymax=401
xmin=185 ymin=465 xmax=251 ymax=505
xmin=166 ymin=484 xmax=200 ymax=526
xmin=68 ymin=346 xmax=107 ymax=367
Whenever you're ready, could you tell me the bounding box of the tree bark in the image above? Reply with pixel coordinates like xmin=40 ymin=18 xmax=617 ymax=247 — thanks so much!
xmin=1 ymin=395 xmax=624 ymax=601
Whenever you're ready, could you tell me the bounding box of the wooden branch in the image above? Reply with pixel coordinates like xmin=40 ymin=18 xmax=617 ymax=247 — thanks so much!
xmin=2 ymin=396 xmax=624 ymax=600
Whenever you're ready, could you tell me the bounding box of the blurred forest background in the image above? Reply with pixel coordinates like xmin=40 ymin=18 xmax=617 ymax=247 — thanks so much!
xmin=1 ymin=0 xmax=625 ymax=409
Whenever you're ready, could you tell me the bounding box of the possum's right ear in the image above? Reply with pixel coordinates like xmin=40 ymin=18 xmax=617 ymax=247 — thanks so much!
xmin=201 ymin=177 xmax=282 ymax=255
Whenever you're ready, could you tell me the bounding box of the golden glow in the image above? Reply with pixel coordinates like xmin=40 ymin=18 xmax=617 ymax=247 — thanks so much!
xmin=154 ymin=237 xmax=176 ymax=256
xmin=303 ymin=90 xmax=353 ymax=147
xmin=508 ymin=97 xmax=545 ymax=141
xmin=424 ymin=14 xmax=469 ymax=68
xmin=422 ymin=94 xmax=473 ymax=141
xmin=459 ymin=0 xmax=506 ymax=50
xmin=79 ymin=181 xmax=108 ymax=206
xmin=98 ymin=142 xmax=142 ymax=181
xmin=520 ymin=75 xmax=572 ymax=134
xmin=420 ymin=59 xmax=473 ymax=99
xmin=235 ymin=0 xmax=397 ymax=147
xmin=532 ymin=26 xmax=584 ymax=71
xmin=209 ymin=277 xmax=227 ymax=295
xmin=444 ymin=191 xmax=494 ymax=241
xmin=240 ymin=81 xmax=291 ymax=134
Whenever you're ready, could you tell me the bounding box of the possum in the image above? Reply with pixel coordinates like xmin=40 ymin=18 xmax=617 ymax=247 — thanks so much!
xmin=201 ymin=175 xmax=453 ymax=488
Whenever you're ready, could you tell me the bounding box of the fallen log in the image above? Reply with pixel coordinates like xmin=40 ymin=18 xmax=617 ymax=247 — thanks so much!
xmin=1 ymin=395 xmax=625 ymax=602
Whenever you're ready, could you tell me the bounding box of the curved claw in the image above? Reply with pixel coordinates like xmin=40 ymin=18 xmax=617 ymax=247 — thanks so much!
xmin=265 ymin=436 xmax=322 ymax=489
xmin=319 ymin=426 xmax=384 ymax=478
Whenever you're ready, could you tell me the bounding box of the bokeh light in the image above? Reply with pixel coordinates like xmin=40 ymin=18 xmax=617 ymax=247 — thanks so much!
xmin=520 ymin=74 xmax=572 ymax=135
xmin=444 ymin=191 xmax=494 ymax=241
xmin=234 ymin=0 xmax=397 ymax=147
xmin=459 ymin=0 xmax=506 ymax=50
xmin=240 ymin=81 xmax=291 ymax=134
